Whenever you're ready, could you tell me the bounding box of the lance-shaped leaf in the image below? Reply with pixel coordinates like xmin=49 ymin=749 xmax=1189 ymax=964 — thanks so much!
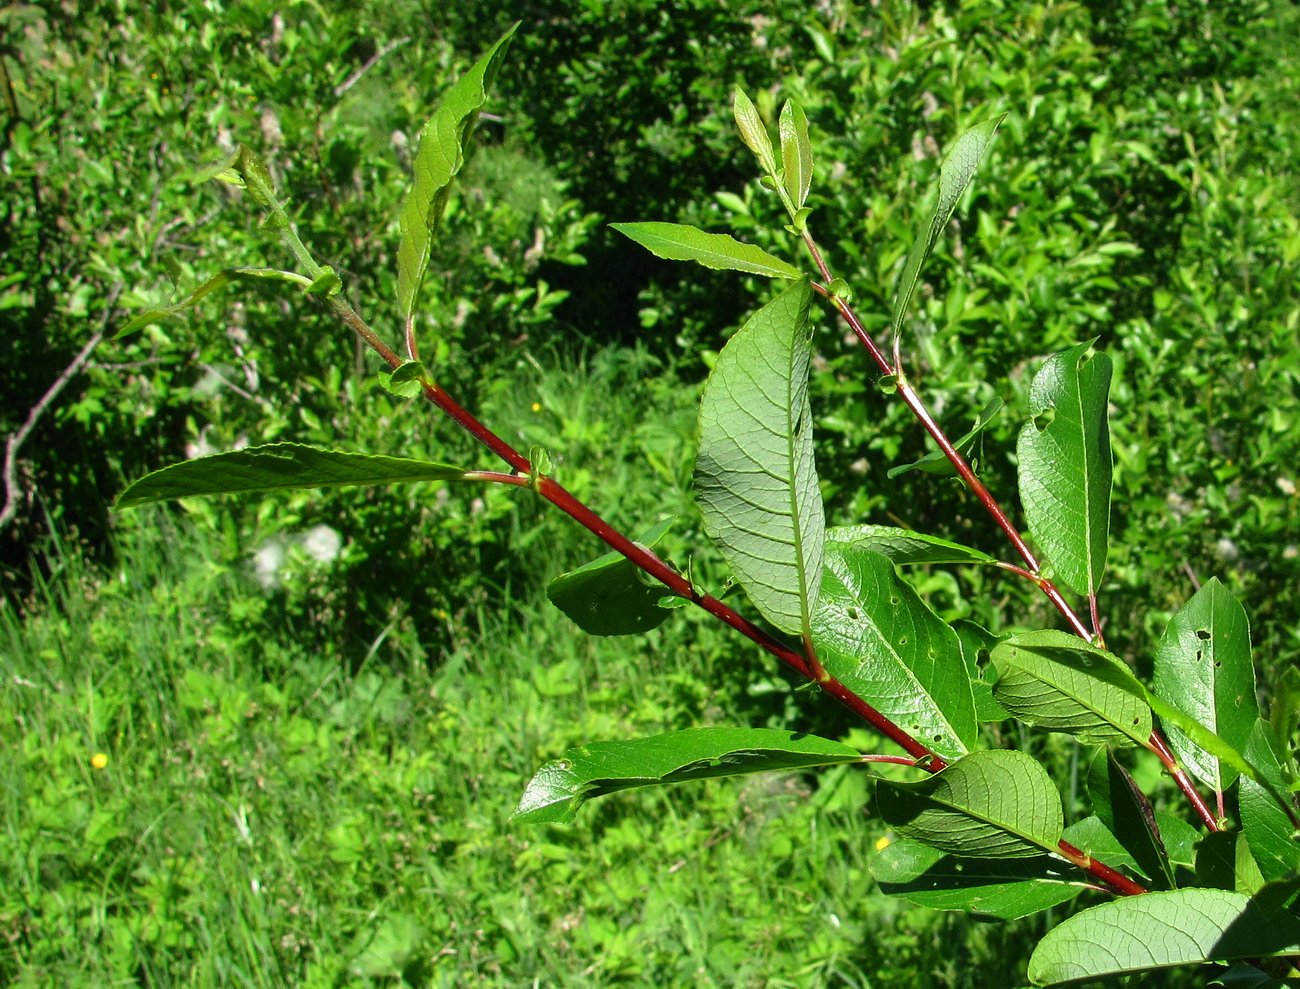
xmin=116 ymin=444 xmax=468 ymax=509
xmin=1086 ymin=749 xmax=1176 ymax=888
xmin=875 ymin=749 xmax=1064 ymax=858
xmin=812 ymin=543 xmax=977 ymax=759
xmin=547 ymin=518 xmax=679 ymax=636
xmin=871 ymin=836 xmax=1084 ymax=920
xmin=990 ymin=629 xmax=1152 ymax=746
xmin=695 ymin=279 xmax=824 ymax=635
xmin=116 ymin=267 xmax=317 ymax=340
xmin=396 ymin=24 xmax=517 ymax=322
xmin=512 ymin=727 xmax=862 ymax=824
xmin=1239 ymin=722 xmax=1300 ymax=882
xmin=1153 ymin=578 xmax=1260 ymax=793
xmin=1027 ymin=887 xmax=1300 ymax=987
xmin=887 ymin=397 xmax=1003 ymax=478
xmin=891 ymin=116 xmax=1004 ymax=349
xmin=732 ymin=86 xmax=777 ymax=177
xmin=779 ymin=99 xmax=813 ymax=211
xmin=611 ymin=223 xmax=802 ymax=280
xmin=1016 ymin=340 xmax=1114 ymax=598
xmin=826 ymin=524 xmax=995 ymax=566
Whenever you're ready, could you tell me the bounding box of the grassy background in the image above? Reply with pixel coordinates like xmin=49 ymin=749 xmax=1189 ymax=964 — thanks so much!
xmin=3 ymin=0 xmax=1298 ymax=985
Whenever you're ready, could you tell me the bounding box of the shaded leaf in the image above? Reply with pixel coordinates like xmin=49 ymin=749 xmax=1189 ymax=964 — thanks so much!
xmin=1027 ymin=887 xmax=1300 ymax=986
xmin=1197 ymin=831 xmax=1266 ymax=895
xmin=875 ymin=750 xmax=1063 ymax=858
xmin=513 ymin=728 xmax=862 ymax=824
xmin=695 ymin=279 xmax=824 ymax=635
xmin=891 ymin=116 xmax=1004 ymax=349
xmin=991 ymin=629 xmax=1152 ymax=746
xmin=116 ymin=443 xmax=468 ymax=509
xmin=547 ymin=518 xmax=679 ymax=636
xmin=1153 ymin=578 xmax=1261 ymax=793
xmin=812 ymin=544 xmax=977 ymax=760
xmin=871 ymin=837 xmax=1083 ymax=920
xmin=1091 ymin=749 xmax=1176 ymax=888
xmin=396 ymin=25 xmax=517 ymax=322
xmin=1016 ymin=340 xmax=1114 ymax=597
xmin=825 ymin=524 xmax=995 ymax=566
xmin=952 ymin=620 xmax=1011 ymax=722
xmin=611 ymin=222 xmax=802 ymax=279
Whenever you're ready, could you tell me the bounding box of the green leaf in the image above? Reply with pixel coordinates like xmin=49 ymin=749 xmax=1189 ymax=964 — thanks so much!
xmin=611 ymin=222 xmax=802 ymax=280
xmin=396 ymin=24 xmax=517 ymax=323
xmin=871 ymin=836 xmax=1083 ymax=920
xmin=695 ymin=279 xmax=824 ymax=635
xmin=876 ymin=750 xmax=1064 ymax=858
xmin=348 ymin=912 xmax=426 ymax=979
xmin=952 ymin=620 xmax=1011 ymax=722
xmin=115 ymin=443 xmax=469 ymax=509
xmin=891 ymin=116 xmax=1004 ymax=350
xmin=887 ymin=397 xmax=1004 ymax=478
xmin=991 ymin=629 xmax=1152 ymax=746
xmin=1239 ymin=722 xmax=1300 ymax=882
xmin=116 ymin=267 xmax=313 ymax=340
xmin=1016 ymin=340 xmax=1114 ymax=598
xmin=732 ymin=86 xmax=777 ymax=177
xmin=779 ymin=99 xmax=813 ymax=211
xmin=1027 ymin=887 xmax=1300 ymax=986
xmin=512 ymin=727 xmax=862 ymax=824
xmin=1153 ymin=578 xmax=1261 ymax=793
xmin=1090 ymin=749 xmax=1176 ymax=888
xmin=826 ymin=524 xmax=996 ymax=566
xmin=547 ymin=518 xmax=679 ymax=636
xmin=1268 ymin=665 xmax=1300 ymax=775
xmin=378 ymin=360 xmax=430 ymax=399
xmin=812 ymin=544 xmax=977 ymax=760
xmin=1063 ymin=815 xmax=1146 ymax=878
xmin=234 ymin=145 xmax=278 ymax=210
xmin=1197 ymin=831 xmax=1266 ymax=895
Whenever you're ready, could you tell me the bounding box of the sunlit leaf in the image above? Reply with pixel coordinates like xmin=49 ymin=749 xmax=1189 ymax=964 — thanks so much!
xmin=826 ymin=524 xmax=996 ymax=566
xmin=779 ymin=99 xmax=813 ymax=211
xmin=611 ymin=222 xmax=802 ymax=279
xmin=887 ymin=397 xmax=1004 ymax=478
xmin=732 ymin=86 xmax=777 ymax=177
xmin=116 ymin=267 xmax=313 ymax=340
xmin=1239 ymin=722 xmax=1300 ymax=881
xmin=116 ymin=443 xmax=468 ymax=508
xmin=695 ymin=279 xmax=824 ymax=635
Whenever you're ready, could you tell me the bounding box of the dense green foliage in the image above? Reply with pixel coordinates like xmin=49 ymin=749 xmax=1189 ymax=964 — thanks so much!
xmin=3 ymin=0 xmax=1299 ymax=984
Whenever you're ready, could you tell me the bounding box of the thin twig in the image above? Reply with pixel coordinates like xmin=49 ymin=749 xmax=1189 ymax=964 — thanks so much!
xmin=0 ymin=283 xmax=123 ymax=530
xmin=334 ymin=38 xmax=410 ymax=98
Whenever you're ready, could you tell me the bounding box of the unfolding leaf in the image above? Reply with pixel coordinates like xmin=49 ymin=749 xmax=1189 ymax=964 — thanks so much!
xmin=116 ymin=444 xmax=468 ymax=508
xmin=871 ymin=836 xmax=1083 ymax=920
xmin=695 ymin=279 xmax=824 ymax=635
xmin=1153 ymin=579 xmax=1260 ymax=793
xmin=875 ymin=750 xmax=1064 ymax=858
xmin=1027 ymin=887 xmax=1300 ymax=986
xmin=396 ymin=25 xmax=517 ymax=322
xmin=825 ymin=524 xmax=995 ymax=566
xmin=812 ymin=544 xmax=977 ymax=760
xmin=779 ymin=99 xmax=813 ymax=211
xmin=991 ymin=629 xmax=1152 ymax=746
xmin=732 ymin=86 xmax=777 ymax=177
xmin=512 ymin=727 xmax=862 ymax=824
xmin=547 ymin=518 xmax=679 ymax=636
xmin=116 ymin=267 xmax=313 ymax=339
xmin=611 ymin=222 xmax=802 ymax=279
xmin=891 ymin=116 xmax=1004 ymax=348
xmin=1016 ymin=340 xmax=1113 ymax=597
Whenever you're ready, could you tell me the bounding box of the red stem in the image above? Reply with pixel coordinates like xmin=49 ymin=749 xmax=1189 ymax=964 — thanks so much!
xmin=1147 ymin=731 xmax=1219 ymax=830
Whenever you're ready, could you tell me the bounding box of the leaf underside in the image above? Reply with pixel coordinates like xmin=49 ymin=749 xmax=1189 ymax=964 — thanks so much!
xmin=695 ymin=278 xmax=824 ymax=635
xmin=546 ymin=518 xmax=679 ymax=635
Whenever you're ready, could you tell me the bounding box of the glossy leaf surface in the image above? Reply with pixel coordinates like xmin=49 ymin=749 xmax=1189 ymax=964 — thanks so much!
xmin=611 ymin=222 xmax=802 ymax=279
xmin=695 ymin=279 xmax=824 ymax=634
xmin=812 ymin=543 xmax=976 ymax=759
xmin=991 ymin=629 xmax=1152 ymax=746
xmin=1239 ymin=723 xmax=1300 ymax=881
xmin=778 ymin=99 xmax=813 ymax=210
xmin=1027 ymin=887 xmax=1300 ymax=986
xmin=513 ymin=728 xmax=861 ymax=824
xmin=732 ymin=86 xmax=777 ymax=177
xmin=1153 ymin=579 xmax=1260 ymax=792
xmin=1016 ymin=340 xmax=1113 ymax=597
xmin=117 ymin=443 xmax=468 ymax=509
xmin=547 ymin=518 xmax=678 ymax=636
xmin=396 ymin=25 xmax=516 ymax=321
xmin=875 ymin=750 xmax=1063 ymax=858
